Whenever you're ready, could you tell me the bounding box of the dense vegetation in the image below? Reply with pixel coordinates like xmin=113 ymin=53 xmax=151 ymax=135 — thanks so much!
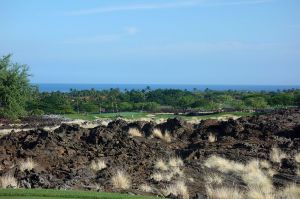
xmin=1 ymin=55 xmax=300 ymax=119
xmin=27 ymin=88 xmax=300 ymax=115
xmin=0 ymin=55 xmax=34 ymax=120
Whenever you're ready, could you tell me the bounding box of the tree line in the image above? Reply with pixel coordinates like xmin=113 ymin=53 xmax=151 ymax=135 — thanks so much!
xmin=26 ymin=88 xmax=300 ymax=116
xmin=1 ymin=55 xmax=300 ymax=120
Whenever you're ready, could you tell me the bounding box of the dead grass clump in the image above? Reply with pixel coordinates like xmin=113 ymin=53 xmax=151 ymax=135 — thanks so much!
xmin=204 ymin=155 xmax=245 ymax=174
xmin=139 ymin=183 xmax=153 ymax=192
xmin=19 ymin=158 xmax=37 ymax=172
xmin=168 ymin=157 xmax=184 ymax=167
xmin=259 ymin=160 xmax=271 ymax=169
xmin=279 ymin=184 xmax=300 ymax=199
xmin=151 ymin=172 xmax=173 ymax=182
xmin=171 ymin=166 xmax=184 ymax=177
xmin=152 ymin=128 xmax=171 ymax=143
xmin=0 ymin=175 xmax=18 ymax=188
xmin=111 ymin=170 xmax=131 ymax=190
xmin=205 ymin=173 xmax=223 ymax=185
xmin=128 ymin=128 xmax=143 ymax=137
xmin=206 ymin=186 xmax=243 ymax=199
xmin=154 ymin=159 xmax=168 ymax=171
xmin=270 ymin=147 xmax=286 ymax=163
xmin=151 ymin=172 xmax=164 ymax=182
xmin=163 ymin=181 xmax=189 ymax=199
xmin=208 ymin=133 xmax=217 ymax=143
xmin=90 ymin=159 xmax=106 ymax=171
xmin=246 ymin=186 xmax=275 ymax=199
xmin=243 ymin=160 xmax=273 ymax=190
xmin=295 ymin=153 xmax=300 ymax=163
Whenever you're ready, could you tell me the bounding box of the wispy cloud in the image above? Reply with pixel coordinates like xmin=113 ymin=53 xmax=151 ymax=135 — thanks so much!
xmin=64 ymin=27 xmax=139 ymax=44
xmin=65 ymin=0 xmax=272 ymax=16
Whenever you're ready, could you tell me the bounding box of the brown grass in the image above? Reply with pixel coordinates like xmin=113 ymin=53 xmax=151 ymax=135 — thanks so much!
xmin=152 ymin=128 xmax=172 ymax=143
xmin=208 ymin=133 xmax=217 ymax=143
xmin=163 ymin=181 xmax=189 ymax=199
xmin=90 ymin=159 xmax=107 ymax=171
xmin=19 ymin=158 xmax=37 ymax=172
xmin=111 ymin=170 xmax=131 ymax=190
xmin=205 ymin=173 xmax=223 ymax=185
xmin=270 ymin=147 xmax=286 ymax=163
xmin=154 ymin=159 xmax=168 ymax=171
xmin=128 ymin=128 xmax=143 ymax=137
xmin=204 ymin=155 xmax=245 ymax=174
xmin=0 ymin=174 xmax=18 ymax=188
xmin=139 ymin=183 xmax=153 ymax=192
xmin=295 ymin=153 xmax=300 ymax=163
xmin=168 ymin=157 xmax=184 ymax=167
xmin=206 ymin=186 xmax=243 ymax=199
xmin=279 ymin=184 xmax=300 ymax=199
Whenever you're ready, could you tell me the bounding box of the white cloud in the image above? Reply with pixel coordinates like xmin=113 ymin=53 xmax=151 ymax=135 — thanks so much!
xmin=65 ymin=0 xmax=272 ymax=16
xmin=64 ymin=27 xmax=139 ymax=44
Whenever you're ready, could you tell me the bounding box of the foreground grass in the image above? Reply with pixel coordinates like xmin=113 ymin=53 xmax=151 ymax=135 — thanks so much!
xmin=64 ymin=111 xmax=253 ymax=121
xmin=0 ymin=189 xmax=160 ymax=199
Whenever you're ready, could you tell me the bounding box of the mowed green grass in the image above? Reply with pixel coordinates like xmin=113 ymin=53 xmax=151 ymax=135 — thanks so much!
xmin=63 ymin=111 xmax=253 ymax=121
xmin=0 ymin=189 xmax=161 ymax=199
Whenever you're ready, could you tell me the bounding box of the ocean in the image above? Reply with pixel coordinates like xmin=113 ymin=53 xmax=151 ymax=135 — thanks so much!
xmin=34 ymin=84 xmax=300 ymax=92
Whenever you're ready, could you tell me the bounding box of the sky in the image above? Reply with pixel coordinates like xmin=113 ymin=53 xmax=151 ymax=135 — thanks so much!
xmin=0 ymin=0 xmax=300 ymax=85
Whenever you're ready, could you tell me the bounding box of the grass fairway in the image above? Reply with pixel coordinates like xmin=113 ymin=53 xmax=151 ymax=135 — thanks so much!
xmin=0 ymin=189 xmax=160 ymax=199
xmin=64 ymin=111 xmax=253 ymax=121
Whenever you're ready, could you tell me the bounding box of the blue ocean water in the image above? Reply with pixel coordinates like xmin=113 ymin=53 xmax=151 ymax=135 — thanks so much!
xmin=34 ymin=84 xmax=300 ymax=92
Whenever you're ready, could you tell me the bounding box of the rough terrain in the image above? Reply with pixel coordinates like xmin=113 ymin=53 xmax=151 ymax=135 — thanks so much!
xmin=0 ymin=109 xmax=299 ymax=198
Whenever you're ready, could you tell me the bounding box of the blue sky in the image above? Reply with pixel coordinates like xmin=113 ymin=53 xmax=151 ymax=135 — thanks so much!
xmin=1 ymin=0 xmax=300 ymax=85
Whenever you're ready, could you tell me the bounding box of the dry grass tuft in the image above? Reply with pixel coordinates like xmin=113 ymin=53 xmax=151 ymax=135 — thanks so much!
xmin=171 ymin=166 xmax=184 ymax=177
xmin=204 ymin=155 xmax=245 ymax=174
xmin=19 ymin=158 xmax=37 ymax=172
xmin=208 ymin=133 xmax=217 ymax=143
xmin=168 ymin=157 xmax=184 ymax=167
xmin=163 ymin=181 xmax=189 ymax=199
xmin=246 ymin=186 xmax=275 ymax=199
xmin=154 ymin=159 xmax=168 ymax=171
xmin=270 ymin=147 xmax=286 ymax=163
xmin=128 ymin=128 xmax=143 ymax=137
xmin=0 ymin=175 xmax=18 ymax=188
xmin=205 ymin=173 xmax=223 ymax=185
xmin=90 ymin=159 xmax=106 ymax=171
xmin=204 ymin=155 xmax=300 ymax=199
xmin=152 ymin=128 xmax=172 ymax=143
xmin=295 ymin=153 xmax=300 ymax=163
xmin=280 ymin=184 xmax=300 ymax=199
xmin=151 ymin=172 xmax=173 ymax=182
xmin=139 ymin=183 xmax=153 ymax=192
xmin=259 ymin=160 xmax=271 ymax=169
xmin=151 ymin=172 xmax=164 ymax=182
xmin=206 ymin=186 xmax=243 ymax=199
xmin=111 ymin=170 xmax=131 ymax=190
xmin=242 ymin=160 xmax=273 ymax=190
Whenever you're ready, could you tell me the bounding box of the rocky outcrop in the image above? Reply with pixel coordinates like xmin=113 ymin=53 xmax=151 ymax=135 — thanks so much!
xmin=0 ymin=109 xmax=299 ymax=198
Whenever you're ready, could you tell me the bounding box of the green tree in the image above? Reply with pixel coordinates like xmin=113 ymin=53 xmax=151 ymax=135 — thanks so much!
xmin=245 ymin=97 xmax=268 ymax=109
xmin=39 ymin=93 xmax=74 ymax=114
xmin=0 ymin=54 xmax=33 ymax=120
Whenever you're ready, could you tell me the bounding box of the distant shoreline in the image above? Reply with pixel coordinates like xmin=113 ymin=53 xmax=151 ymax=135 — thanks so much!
xmin=33 ymin=83 xmax=300 ymax=92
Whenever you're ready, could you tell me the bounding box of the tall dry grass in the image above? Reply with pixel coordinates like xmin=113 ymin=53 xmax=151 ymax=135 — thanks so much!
xmin=0 ymin=175 xmax=18 ymax=188
xmin=19 ymin=158 xmax=37 ymax=172
xmin=111 ymin=170 xmax=131 ymax=190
